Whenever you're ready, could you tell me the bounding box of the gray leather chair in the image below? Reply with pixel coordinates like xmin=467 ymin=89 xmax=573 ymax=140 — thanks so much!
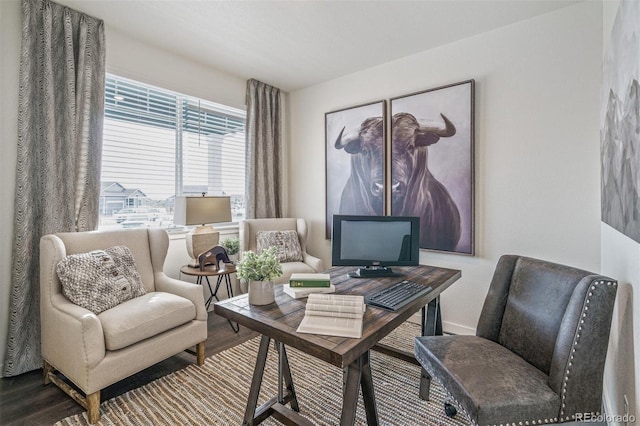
xmin=415 ymin=255 xmax=617 ymax=425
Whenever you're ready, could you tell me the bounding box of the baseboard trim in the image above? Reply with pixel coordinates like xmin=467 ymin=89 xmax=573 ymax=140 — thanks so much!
xmin=407 ymin=313 xmax=475 ymax=335
xmin=601 ymin=383 xmax=615 ymax=425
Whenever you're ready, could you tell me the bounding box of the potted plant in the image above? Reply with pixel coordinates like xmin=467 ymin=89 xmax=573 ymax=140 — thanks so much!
xmin=221 ymin=237 xmax=240 ymax=263
xmin=237 ymin=246 xmax=282 ymax=305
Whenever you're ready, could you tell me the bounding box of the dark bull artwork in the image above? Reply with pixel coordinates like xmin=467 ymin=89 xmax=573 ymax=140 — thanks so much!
xmin=391 ymin=81 xmax=474 ymax=254
xmin=325 ymin=82 xmax=473 ymax=254
xmin=325 ymin=101 xmax=386 ymax=239
xmin=334 ymin=116 xmax=385 ymax=216
xmin=389 ymin=112 xmax=460 ymax=251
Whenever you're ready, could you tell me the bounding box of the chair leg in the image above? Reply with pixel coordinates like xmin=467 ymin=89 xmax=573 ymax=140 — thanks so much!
xmin=196 ymin=341 xmax=206 ymax=366
xmin=43 ymin=360 xmax=54 ymax=385
xmin=87 ymin=391 xmax=101 ymax=424
xmin=44 ymin=364 xmax=101 ymax=424
xmin=419 ymin=368 xmax=431 ymax=400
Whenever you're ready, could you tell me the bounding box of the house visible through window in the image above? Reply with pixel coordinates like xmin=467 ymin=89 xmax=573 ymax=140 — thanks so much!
xmin=99 ymin=74 xmax=246 ymax=231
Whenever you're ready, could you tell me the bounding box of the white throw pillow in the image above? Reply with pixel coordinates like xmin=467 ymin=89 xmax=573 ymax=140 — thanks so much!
xmin=256 ymin=230 xmax=303 ymax=263
xmin=56 ymin=246 xmax=146 ymax=314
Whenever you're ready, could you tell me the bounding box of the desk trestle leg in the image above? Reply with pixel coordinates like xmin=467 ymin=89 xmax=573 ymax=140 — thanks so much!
xmin=341 ymin=351 xmax=379 ymax=426
xmin=244 ymin=336 xmax=306 ymax=426
xmin=243 ymin=335 xmax=271 ymax=426
xmin=422 ymin=296 xmax=443 ymax=336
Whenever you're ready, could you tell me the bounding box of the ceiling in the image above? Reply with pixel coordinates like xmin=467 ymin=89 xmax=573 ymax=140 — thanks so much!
xmin=57 ymin=0 xmax=581 ymax=92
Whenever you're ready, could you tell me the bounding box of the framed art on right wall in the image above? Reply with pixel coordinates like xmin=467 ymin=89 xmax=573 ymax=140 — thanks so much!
xmin=390 ymin=80 xmax=475 ymax=255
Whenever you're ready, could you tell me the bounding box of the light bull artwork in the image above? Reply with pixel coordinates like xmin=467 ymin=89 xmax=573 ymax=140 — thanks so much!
xmin=335 ymin=112 xmax=461 ymax=251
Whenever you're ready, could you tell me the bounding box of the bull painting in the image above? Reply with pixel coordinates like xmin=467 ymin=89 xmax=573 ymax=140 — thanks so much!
xmin=390 ymin=112 xmax=460 ymax=251
xmin=334 ymin=116 xmax=385 ymax=216
xmin=391 ymin=80 xmax=474 ymax=254
xmin=325 ymin=101 xmax=386 ymax=239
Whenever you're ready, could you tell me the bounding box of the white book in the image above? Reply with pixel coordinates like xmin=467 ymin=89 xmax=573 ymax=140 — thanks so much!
xmin=283 ymin=284 xmax=335 ymax=299
xmin=296 ymin=293 xmax=366 ymax=338
xmin=297 ymin=315 xmax=363 ymax=339
xmin=305 ymin=302 xmax=365 ymax=315
xmin=306 ymin=293 xmax=364 ymax=307
xmin=305 ymin=310 xmax=362 ymax=319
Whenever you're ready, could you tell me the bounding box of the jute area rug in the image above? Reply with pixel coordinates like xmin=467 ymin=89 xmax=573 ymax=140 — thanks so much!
xmin=56 ymin=322 xmax=471 ymax=425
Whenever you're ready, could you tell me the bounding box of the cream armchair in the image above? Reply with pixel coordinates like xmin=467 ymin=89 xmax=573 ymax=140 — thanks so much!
xmin=240 ymin=218 xmax=324 ymax=285
xmin=40 ymin=228 xmax=207 ymax=424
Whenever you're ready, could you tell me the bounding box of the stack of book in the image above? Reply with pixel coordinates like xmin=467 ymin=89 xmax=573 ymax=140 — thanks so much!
xmin=283 ymin=273 xmax=335 ymax=299
xmin=296 ymin=293 xmax=366 ymax=338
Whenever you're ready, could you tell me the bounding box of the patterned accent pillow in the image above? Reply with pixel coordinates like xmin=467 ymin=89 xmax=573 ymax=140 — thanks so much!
xmin=256 ymin=230 xmax=303 ymax=263
xmin=56 ymin=246 xmax=147 ymax=314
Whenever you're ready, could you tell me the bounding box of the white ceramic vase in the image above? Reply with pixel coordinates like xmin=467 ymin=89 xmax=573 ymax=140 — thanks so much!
xmin=248 ymin=280 xmax=275 ymax=305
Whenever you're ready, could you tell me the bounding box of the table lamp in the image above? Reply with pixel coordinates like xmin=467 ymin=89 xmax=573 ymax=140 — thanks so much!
xmin=174 ymin=195 xmax=232 ymax=267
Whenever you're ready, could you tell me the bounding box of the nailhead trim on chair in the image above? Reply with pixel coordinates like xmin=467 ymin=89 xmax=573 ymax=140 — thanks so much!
xmin=557 ymin=280 xmax=615 ymax=419
xmin=487 ymin=280 xmax=617 ymax=426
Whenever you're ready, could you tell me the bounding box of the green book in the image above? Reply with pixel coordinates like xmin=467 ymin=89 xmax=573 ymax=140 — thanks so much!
xmin=289 ymin=273 xmax=331 ymax=288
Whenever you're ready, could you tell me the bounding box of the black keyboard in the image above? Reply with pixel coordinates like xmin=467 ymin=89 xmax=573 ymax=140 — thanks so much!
xmin=365 ymin=280 xmax=433 ymax=311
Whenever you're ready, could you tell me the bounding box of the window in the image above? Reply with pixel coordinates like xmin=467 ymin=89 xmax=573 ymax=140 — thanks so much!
xmin=99 ymin=74 xmax=246 ymax=231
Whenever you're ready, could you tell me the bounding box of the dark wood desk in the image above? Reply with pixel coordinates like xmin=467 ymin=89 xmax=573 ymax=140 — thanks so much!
xmin=214 ymin=265 xmax=461 ymax=426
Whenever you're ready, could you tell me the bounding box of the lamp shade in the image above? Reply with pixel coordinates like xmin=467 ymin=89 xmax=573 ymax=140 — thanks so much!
xmin=174 ymin=196 xmax=232 ymax=226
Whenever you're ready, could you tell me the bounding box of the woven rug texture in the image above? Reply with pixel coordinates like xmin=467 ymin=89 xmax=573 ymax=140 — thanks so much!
xmin=55 ymin=321 xmax=471 ymax=425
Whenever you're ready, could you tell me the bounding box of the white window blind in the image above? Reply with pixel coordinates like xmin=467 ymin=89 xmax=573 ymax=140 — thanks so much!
xmin=99 ymin=74 xmax=246 ymax=231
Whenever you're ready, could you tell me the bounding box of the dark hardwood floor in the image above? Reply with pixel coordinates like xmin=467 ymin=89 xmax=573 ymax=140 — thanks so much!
xmin=0 ymin=311 xmax=257 ymax=426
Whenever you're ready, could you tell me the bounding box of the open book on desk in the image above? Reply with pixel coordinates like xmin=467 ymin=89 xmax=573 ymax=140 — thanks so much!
xmin=296 ymin=294 xmax=366 ymax=339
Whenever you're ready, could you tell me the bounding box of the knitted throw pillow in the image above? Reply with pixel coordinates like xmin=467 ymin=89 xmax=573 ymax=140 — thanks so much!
xmin=256 ymin=230 xmax=303 ymax=263
xmin=56 ymin=246 xmax=146 ymax=314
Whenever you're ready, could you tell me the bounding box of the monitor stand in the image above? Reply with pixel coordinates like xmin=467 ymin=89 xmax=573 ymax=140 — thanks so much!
xmin=348 ymin=266 xmax=398 ymax=278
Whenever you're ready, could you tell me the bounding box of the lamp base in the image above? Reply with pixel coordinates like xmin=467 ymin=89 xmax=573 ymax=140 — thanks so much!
xmin=186 ymin=225 xmax=220 ymax=266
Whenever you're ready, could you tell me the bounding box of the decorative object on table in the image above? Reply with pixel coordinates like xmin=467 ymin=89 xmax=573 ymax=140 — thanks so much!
xmin=197 ymin=245 xmax=232 ymax=271
xmin=220 ymin=237 xmax=240 ymax=263
xmin=325 ymin=100 xmax=386 ymax=239
xmin=296 ymin=294 xmax=366 ymax=338
xmin=283 ymin=283 xmax=336 ymax=299
xmin=173 ymin=194 xmax=232 ymax=267
xmin=390 ymin=80 xmax=474 ymax=255
xmin=237 ymin=246 xmax=282 ymax=305
xmin=289 ymin=272 xmax=331 ymax=288
xmin=601 ymin=0 xmax=640 ymax=243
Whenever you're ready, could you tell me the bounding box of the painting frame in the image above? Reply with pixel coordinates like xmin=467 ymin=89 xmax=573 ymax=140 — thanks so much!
xmin=390 ymin=80 xmax=475 ymax=255
xmin=601 ymin=0 xmax=640 ymax=243
xmin=325 ymin=100 xmax=386 ymax=239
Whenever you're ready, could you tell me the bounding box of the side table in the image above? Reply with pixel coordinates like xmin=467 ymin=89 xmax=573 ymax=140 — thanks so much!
xmin=180 ymin=263 xmax=239 ymax=333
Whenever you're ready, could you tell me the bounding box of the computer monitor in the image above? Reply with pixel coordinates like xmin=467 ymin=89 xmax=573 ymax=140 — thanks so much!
xmin=331 ymin=215 xmax=420 ymax=277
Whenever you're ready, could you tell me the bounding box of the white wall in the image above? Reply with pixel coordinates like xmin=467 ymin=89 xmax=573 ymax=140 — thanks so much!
xmin=104 ymin=28 xmax=246 ymax=111
xmin=601 ymin=0 xmax=638 ymax=422
xmin=0 ymin=0 xmax=247 ymax=376
xmin=289 ymin=1 xmax=603 ymax=336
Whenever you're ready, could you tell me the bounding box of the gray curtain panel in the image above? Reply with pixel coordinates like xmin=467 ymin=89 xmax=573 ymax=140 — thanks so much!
xmin=245 ymin=79 xmax=283 ymax=219
xmin=4 ymin=0 xmax=105 ymax=376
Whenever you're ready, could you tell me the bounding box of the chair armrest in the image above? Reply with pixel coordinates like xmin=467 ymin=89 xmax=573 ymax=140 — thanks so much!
xmin=303 ymin=253 xmax=324 ymax=272
xmin=45 ymin=294 xmax=105 ymax=369
xmin=155 ymin=273 xmax=208 ymax=320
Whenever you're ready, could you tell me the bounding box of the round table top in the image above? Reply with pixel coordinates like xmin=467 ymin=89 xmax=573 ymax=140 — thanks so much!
xmin=180 ymin=263 xmax=237 ymax=277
